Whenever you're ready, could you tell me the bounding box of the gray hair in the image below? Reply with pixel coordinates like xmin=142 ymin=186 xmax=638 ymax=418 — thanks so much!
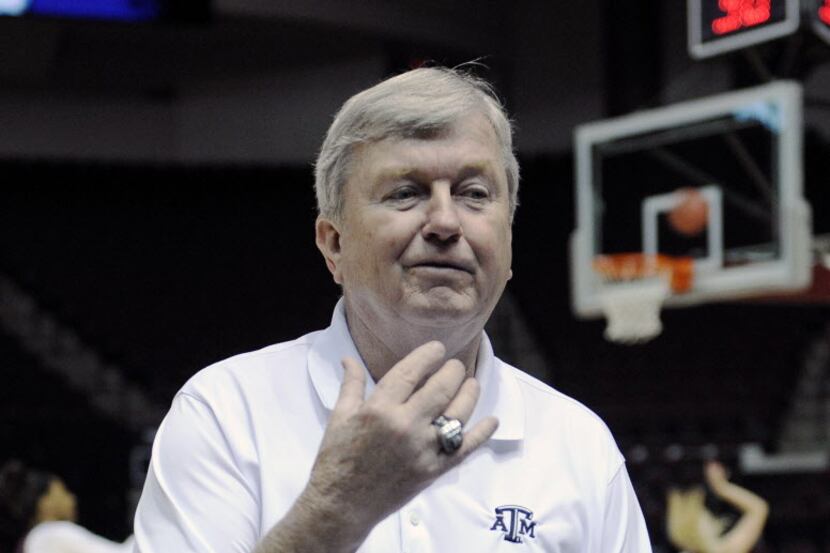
xmin=314 ymin=66 xmax=520 ymax=222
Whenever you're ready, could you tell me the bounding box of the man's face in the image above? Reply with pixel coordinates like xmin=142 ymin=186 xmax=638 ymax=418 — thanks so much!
xmin=317 ymin=111 xmax=512 ymax=331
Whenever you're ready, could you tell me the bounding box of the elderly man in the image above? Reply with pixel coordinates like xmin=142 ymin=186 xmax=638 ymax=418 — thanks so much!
xmin=133 ymin=67 xmax=652 ymax=552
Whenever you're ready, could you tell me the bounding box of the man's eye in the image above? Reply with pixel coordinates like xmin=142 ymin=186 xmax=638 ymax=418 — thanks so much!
xmin=461 ymin=187 xmax=490 ymax=201
xmin=387 ymin=187 xmax=419 ymax=202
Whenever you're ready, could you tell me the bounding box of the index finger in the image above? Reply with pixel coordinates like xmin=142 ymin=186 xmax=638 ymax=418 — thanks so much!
xmin=332 ymin=357 xmax=367 ymax=417
xmin=372 ymin=341 xmax=446 ymax=403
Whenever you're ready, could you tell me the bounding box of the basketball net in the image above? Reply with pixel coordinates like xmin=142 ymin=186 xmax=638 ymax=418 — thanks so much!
xmin=593 ymin=254 xmax=693 ymax=344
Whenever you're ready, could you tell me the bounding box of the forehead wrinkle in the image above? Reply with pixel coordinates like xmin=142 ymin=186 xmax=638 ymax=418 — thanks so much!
xmin=374 ymin=159 xmax=498 ymax=185
xmin=377 ymin=114 xmax=498 ymax=170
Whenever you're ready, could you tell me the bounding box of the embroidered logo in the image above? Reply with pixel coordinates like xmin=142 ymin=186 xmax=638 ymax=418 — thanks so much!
xmin=489 ymin=505 xmax=537 ymax=543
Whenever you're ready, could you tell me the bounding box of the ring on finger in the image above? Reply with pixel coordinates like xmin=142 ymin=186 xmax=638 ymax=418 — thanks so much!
xmin=432 ymin=415 xmax=463 ymax=454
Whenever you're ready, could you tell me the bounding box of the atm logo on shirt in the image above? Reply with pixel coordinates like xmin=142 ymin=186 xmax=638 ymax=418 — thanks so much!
xmin=489 ymin=505 xmax=537 ymax=543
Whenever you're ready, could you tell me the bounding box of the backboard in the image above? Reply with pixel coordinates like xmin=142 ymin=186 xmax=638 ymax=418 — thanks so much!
xmin=572 ymin=81 xmax=811 ymax=321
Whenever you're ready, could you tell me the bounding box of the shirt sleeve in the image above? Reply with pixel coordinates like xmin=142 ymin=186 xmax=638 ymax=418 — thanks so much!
xmin=599 ymin=463 xmax=653 ymax=553
xmin=24 ymin=521 xmax=133 ymax=553
xmin=132 ymin=392 xmax=260 ymax=553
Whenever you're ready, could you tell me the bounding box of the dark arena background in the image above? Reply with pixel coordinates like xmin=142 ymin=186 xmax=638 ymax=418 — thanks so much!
xmin=2 ymin=1 xmax=830 ymax=551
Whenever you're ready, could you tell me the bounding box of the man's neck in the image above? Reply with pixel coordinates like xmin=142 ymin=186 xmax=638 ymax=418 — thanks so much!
xmin=343 ymin=301 xmax=483 ymax=383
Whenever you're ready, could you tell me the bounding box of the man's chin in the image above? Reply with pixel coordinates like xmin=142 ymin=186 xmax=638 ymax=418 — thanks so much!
xmin=399 ymin=296 xmax=479 ymax=327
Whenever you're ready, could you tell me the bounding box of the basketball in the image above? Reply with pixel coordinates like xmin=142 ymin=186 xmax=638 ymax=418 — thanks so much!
xmin=668 ymin=187 xmax=708 ymax=236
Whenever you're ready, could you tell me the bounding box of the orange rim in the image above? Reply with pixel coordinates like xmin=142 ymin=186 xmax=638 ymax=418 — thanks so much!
xmin=593 ymin=253 xmax=694 ymax=293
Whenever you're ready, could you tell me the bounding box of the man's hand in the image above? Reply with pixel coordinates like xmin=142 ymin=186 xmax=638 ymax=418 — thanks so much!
xmin=256 ymin=341 xmax=498 ymax=553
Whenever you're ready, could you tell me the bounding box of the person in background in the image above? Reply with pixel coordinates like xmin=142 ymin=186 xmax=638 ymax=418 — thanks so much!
xmin=667 ymin=461 xmax=769 ymax=553
xmin=0 ymin=459 xmax=133 ymax=553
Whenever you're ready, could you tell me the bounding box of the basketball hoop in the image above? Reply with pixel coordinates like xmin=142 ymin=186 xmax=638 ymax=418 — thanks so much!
xmin=593 ymin=254 xmax=694 ymax=344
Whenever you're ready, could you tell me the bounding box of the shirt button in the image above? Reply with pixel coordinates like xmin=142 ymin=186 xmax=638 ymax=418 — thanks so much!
xmin=409 ymin=511 xmax=420 ymax=526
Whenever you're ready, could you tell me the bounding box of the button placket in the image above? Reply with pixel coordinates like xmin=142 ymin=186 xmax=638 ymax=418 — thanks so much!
xmin=400 ymin=498 xmax=427 ymax=552
xmin=408 ymin=510 xmax=420 ymax=526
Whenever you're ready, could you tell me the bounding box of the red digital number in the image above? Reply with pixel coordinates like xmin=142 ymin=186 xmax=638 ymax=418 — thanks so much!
xmin=712 ymin=0 xmax=772 ymax=35
xmin=820 ymin=0 xmax=830 ymax=25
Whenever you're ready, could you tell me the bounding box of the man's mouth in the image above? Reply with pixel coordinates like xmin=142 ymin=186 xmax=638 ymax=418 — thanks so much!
xmin=408 ymin=261 xmax=474 ymax=274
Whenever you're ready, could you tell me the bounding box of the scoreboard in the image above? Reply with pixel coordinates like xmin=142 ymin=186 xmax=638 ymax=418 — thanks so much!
xmin=814 ymin=0 xmax=830 ymax=44
xmin=688 ymin=0 xmax=800 ymax=58
xmin=0 ymin=0 xmax=209 ymax=22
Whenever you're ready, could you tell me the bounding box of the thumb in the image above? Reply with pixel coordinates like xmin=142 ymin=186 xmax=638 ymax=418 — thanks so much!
xmin=333 ymin=357 xmax=366 ymax=416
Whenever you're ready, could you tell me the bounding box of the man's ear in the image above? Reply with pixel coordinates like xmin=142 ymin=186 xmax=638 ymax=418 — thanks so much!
xmin=315 ymin=216 xmax=344 ymax=284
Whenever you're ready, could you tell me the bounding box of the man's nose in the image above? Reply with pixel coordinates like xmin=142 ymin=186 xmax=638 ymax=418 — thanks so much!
xmin=422 ymin=184 xmax=462 ymax=242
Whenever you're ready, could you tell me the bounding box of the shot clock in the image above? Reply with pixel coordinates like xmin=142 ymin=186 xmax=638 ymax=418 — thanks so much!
xmin=688 ymin=0 xmax=800 ymax=58
xmin=813 ymin=0 xmax=830 ymax=44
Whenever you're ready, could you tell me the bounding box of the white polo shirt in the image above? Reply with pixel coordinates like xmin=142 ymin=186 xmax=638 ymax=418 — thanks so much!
xmin=133 ymin=301 xmax=652 ymax=552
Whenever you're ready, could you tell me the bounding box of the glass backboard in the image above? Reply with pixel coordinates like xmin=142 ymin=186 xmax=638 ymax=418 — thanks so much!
xmin=572 ymin=81 xmax=811 ymax=320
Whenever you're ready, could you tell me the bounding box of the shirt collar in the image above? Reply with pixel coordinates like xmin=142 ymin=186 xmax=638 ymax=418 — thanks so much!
xmin=307 ymin=298 xmax=524 ymax=442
